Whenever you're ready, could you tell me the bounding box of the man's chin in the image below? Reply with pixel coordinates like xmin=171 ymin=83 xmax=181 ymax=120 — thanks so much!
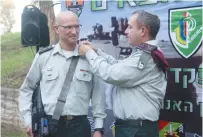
xmin=67 ymin=39 xmax=78 ymax=45
xmin=70 ymin=39 xmax=77 ymax=43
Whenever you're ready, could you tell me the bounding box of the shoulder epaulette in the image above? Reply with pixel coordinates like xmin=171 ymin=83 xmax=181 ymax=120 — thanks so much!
xmin=137 ymin=43 xmax=157 ymax=70
xmin=136 ymin=43 xmax=157 ymax=54
xmin=38 ymin=45 xmax=53 ymax=55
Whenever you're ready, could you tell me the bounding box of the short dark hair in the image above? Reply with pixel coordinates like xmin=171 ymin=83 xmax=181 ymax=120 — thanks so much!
xmin=132 ymin=10 xmax=160 ymax=39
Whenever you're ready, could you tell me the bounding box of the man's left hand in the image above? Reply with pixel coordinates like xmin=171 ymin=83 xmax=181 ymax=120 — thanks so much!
xmin=79 ymin=41 xmax=93 ymax=56
xmin=93 ymin=131 xmax=103 ymax=137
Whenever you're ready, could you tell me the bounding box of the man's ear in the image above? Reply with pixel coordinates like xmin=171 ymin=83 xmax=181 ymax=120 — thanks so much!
xmin=140 ymin=26 xmax=147 ymax=37
xmin=53 ymin=25 xmax=59 ymax=34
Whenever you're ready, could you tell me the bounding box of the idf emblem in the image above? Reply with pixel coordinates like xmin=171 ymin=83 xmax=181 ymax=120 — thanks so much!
xmin=169 ymin=7 xmax=202 ymax=58
xmin=66 ymin=0 xmax=84 ymax=17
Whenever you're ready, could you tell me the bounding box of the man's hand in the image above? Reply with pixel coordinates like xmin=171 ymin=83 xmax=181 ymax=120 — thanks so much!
xmin=79 ymin=41 xmax=94 ymax=56
xmin=80 ymin=41 xmax=98 ymax=52
xmin=93 ymin=131 xmax=103 ymax=137
xmin=26 ymin=127 xmax=33 ymax=137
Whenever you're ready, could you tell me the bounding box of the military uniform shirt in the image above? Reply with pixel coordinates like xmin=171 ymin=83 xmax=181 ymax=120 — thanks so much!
xmin=19 ymin=43 xmax=106 ymax=128
xmin=86 ymin=40 xmax=167 ymax=121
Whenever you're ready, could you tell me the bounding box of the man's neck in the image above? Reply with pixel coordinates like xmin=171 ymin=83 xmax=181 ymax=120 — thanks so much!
xmin=131 ymin=38 xmax=155 ymax=47
xmin=142 ymin=37 xmax=154 ymax=44
xmin=59 ymin=41 xmax=76 ymax=51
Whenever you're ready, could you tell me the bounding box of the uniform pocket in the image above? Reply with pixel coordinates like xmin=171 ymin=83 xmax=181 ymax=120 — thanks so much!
xmin=43 ymin=71 xmax=58 ymax=81
xmin=72 ymin=70 xmax=93 ymax=97
xmin=75 ymin=70 xmax=92 ymax=82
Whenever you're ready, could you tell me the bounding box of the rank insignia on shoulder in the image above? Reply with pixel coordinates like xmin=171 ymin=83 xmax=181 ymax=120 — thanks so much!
xmin=137 ymin=43 xmax=157 ymax=70
xmin=38 ymin=45 xmax=53 ymax=55
xmin=138 ymin=61 xmax=145 ymax=69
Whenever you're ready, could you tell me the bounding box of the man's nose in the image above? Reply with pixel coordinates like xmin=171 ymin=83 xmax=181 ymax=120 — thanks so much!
xmin=71 ymin=27 xmax=77 ymax=34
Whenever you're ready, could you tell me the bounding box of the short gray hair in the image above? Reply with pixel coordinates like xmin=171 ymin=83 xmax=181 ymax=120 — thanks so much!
xmin=132 ymin=10 xmax=160 ymax=39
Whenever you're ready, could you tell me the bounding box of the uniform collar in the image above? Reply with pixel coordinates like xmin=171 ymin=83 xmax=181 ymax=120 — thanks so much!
xmin=132 ymin=40 xmax=158 ymax=53
xmin=145 ymin=40 xmax=158 ymax=46
xmin=52 ymin=43 xmax=79 ymax=57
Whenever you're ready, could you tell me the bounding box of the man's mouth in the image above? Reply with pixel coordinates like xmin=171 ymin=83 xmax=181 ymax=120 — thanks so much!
xmin=69 ymin=36 xmax=76 ymax=39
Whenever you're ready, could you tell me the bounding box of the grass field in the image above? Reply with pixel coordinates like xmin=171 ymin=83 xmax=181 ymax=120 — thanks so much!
xmin=1 ymin=123 xmax=27 ymax=137
xmin=1 ymin=32 xmax=35 ymax=88
xmin=1 ymin=32 xmax=35 ymax=136
xmin=1 ymin=32 xmax=59 ymax=137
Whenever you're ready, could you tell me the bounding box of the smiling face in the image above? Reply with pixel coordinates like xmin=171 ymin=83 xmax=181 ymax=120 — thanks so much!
xmin=54 ymin=11 xmax=80 ymax=46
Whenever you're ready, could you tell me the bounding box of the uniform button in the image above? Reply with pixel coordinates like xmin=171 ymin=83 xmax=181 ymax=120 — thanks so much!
xmin=47 ymin=67 xmax=52 ymax=71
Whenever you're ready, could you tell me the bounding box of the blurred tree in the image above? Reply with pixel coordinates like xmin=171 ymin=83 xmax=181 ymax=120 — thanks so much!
xmin=0 ymin=0 xmax=15 ymax=32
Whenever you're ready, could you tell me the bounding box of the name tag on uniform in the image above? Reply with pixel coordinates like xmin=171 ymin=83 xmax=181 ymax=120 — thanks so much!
xmin=80 ymin=69 xmax=89 ymax=72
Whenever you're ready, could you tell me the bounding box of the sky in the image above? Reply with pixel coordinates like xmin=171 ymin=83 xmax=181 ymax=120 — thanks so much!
xmin=11 ymin=0 xmax=61 ymax=32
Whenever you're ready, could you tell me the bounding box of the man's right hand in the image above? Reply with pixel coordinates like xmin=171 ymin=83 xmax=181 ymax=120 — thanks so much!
xmin=26 ymin=127 xmax=34 ymax=137
xmin=79 ymin=41 xmax=98 ymax=52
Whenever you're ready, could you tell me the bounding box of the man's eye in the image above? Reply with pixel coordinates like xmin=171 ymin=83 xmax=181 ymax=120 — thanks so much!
xmin=65 ymin=26 xmax=72 ymax=29
xmin=75 ymin=25 xmax=80 ymax=29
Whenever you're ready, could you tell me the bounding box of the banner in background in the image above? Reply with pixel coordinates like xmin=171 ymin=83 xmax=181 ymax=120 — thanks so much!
xmin=61 ymin=1 xmax=202 ymax=137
